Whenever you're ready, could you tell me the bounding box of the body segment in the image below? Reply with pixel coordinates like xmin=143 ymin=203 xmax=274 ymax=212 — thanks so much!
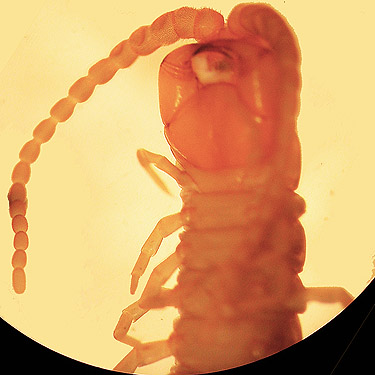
xmin=168 ymin=179 xmax=307 ymax=373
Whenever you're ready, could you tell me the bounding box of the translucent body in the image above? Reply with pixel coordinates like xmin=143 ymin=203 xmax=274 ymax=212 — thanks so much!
xmin=7 ymin=3 xmax=356 ymax=373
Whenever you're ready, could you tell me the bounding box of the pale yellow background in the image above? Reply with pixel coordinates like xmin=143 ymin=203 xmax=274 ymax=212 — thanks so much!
xmin=0 ymin=1 xmax=374 ymax=374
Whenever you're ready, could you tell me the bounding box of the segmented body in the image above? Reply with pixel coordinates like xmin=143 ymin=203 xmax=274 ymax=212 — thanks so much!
xmin=169 ymin=177 xmax=307 ymax=373
xmin=8 ymin=3 xmax=354 ymax=373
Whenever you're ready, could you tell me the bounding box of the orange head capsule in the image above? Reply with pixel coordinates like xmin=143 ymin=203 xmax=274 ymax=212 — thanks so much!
xmin=158 ymin=38 xmax=284 ymax=171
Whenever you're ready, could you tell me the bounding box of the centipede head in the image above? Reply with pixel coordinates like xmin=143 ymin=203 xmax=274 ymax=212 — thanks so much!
xmin=159 ymin=38 xmax=275 ymax=171
xmin=158 ymin=5 xmax=302 ymax=187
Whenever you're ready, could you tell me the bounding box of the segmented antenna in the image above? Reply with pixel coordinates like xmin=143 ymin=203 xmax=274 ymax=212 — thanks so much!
xmin=8 ymin=7 xmax=224 ymax=293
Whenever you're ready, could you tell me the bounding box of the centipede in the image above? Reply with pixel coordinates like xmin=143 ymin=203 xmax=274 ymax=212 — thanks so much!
xmin=7 ymin=3 xmax=355 ymax=374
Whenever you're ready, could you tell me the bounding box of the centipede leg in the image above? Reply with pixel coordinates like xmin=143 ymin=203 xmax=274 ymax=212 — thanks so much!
xmin=113 ymin=301 xmax=148 ymax=345
xmin=137 ymin=148 xmax=197 ymax=193
xmin=113 ymin=254 xmax=179 ymax=373
xmin=113 ymin=340 xmax=171 ymax=373
xmin=137 ymin=252 xmax=180 ymax=308
xmin=114 ymin=253 xmax=179 ymax=343
xmin=130 ymin=213 xmax=182 ymax=294
xmin=305 ymin=286 xmax=354 ymax=308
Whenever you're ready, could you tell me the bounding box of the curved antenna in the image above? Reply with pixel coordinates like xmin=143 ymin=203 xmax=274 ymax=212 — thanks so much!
xmin=8 ymin=6 xmax=224 ymax=294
